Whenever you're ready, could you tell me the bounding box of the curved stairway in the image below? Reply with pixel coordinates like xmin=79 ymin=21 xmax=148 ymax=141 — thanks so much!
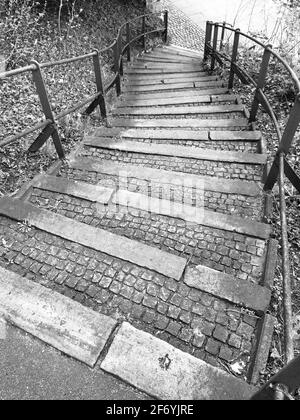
xmin=0 ymin=44 xmax=277 ymax=400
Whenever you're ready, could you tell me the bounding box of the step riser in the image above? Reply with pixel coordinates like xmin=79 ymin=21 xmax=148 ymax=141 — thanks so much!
xmin=122 ymin=88 xmax=230 ymax=100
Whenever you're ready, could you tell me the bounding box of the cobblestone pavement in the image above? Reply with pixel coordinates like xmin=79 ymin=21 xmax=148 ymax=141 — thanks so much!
xmin=160 ymin=0 xmax=205 ymax=50
xmin=0 ymin=44 xmax=273 ymax=380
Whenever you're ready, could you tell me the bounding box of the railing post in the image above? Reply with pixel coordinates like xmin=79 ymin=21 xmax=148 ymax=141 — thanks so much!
xmin=228 ymin=29 xmax=240 ymax=89
xmin=249 ymin=45 xmax=272 ymax=122
xmin=220 ymin=21 xmax=226 ymax=51
xmin=264 ymin=94 xmax=300 ymax=191
xmin=204 ymin=21 xmax=213 ymax=61
xmin=30 ymin=60 xmax=64 ymax=159
xmin=113 ymin=41 xmax=121 ymax=96
xmin=92 ymin=50 xmax=107 ymax=119
xmin=118 ymin=34 xmax=124 ymax=77
xmin=142 ymin=16 xmax=146 ymax=50
xmin=126 ymin=22 xmax=131 ymax=62
xmin=211 ymin=23 xmax=219 ymax=72
xmin=163 ymin=10 xmax=168 ymax=43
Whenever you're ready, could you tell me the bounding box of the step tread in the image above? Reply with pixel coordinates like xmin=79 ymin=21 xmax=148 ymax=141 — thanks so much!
xmin=124 ymin=81 xmax=225 ymax=92
xmin=92 ymin=127 xmax=260 ymax=142
xmin=113 ymin=104 xmax=244 ymax=116
xmin=126 ymin=76 xmax=219 ymax=85
xmin=109 ymin=117 xmax=249 ymax=129
xmin=118 ymin=95 xmax=237 ymax=108
xmin=122 ymin=88 xmax=230 ymax=100
xmin=101 ymin=322 xmax=256 ymax=400
xmin=0 ymin=198 xmax=187 ymax=280
xmin=32 ymin=174 xmax=114 ymax=204
xmin=0 ymin=266 xmax=117 ymax=367
xmin=184 ymin=265 xmax=271 ymax=312
xmin=69 ymin=157 xmax=262 ymax=197
xmin=84 ymin=138 xmax=266 ymax=165
xmin=112 ymin=190 xmax=271 ymax=239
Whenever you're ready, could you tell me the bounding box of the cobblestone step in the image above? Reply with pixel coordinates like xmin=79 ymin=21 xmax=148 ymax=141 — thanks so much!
xmin=118 ymin=94 xmax=238 ymax=107
xmin=111 ymin=190 xmax=271 ymax=240
xmin=125 ymin=72 xmax=212 ymax=80
xmin=126 ymin=75 xmax=220 ymax=85
xmin=0 ymin=198 xmax=187 ymax=280
xmin=123 ymin=80 xmax=225 ymax=93
xmin=137 ymin=56 xmax=200 ymax=64
xmin=122 ymin=88 xmax=230 ymax=100
xmin=126 ymin=68 xmax=208 ymax=75
xmin=91 ymin=127 xmax=260 ymax=142
xmin=68 ymin=157 xmax=262 ymax=197
xmin=84 ymin=138 xmax=267 ymax=165
xmin=0 ymin=266 xmax=117 ymax=367
xmin=109 ymin=117 xmax=249 ymax=129
xmin=32 ymin=174 xmax=114 ymax=204
xmin=101 ymin=322 xmax=256 ymax=400
xmin=112 ymin=104 xmax=244 ymax=117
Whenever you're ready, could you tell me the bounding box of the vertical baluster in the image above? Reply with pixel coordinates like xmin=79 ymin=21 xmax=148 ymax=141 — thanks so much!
xmin=163 ymin=10 xmax=168 ymax=43
xmin=126 ymin=22 xmax=131 ymax=62
xmin=249 ymin=46 xmax=272 ymax=122
xmin=220 ymin=21 xmax=226 ymax=51
xmin=142 ymin=16 xmax=146 ymax=50
xmin=204 ymin=21 xmax=213 ymax=61
xmin=211 ymin=24 xmax=219 ymax=72
xmin=114 ymin=41 xmax=121 ymax=96
xmin=92 ymin=50 xmax=107 ymax=118
xmin=228 ymin=29 xmax=240 ymax=89
xmin=30 ymin=60 xmax=64 ymax=158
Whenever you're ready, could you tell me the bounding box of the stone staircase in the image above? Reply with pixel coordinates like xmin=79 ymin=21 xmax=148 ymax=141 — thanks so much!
xmin=0 ymin=44 xmax=277 ymax=399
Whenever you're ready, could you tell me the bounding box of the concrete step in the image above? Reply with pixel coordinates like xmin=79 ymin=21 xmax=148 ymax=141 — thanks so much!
xmin=108 ymin=117 xmax=249 ymax=130
xmin=122 ymin=88 xmax=230 ymax=100
xmin=129 ymin=63 xmax=203 ymax=71
xmin=68 ymin=156 xmax=262 ymax=197
xmin=0 ymin=198 xmax=187 ymax=280
xmin=91 ymin=127 xmax=261 ymax=142
xmin=125 ymin=68 xmax=208 ymax=75
xmin=144 ymin=49 xmax=201 ymax=60
xmin=123 ymin=80 xmax=225 ymax=93
xmin=84 ymin=138 xmax=267 ymax=166
xmin=112 ymin=104 xmax=244 ymax=117
xmin=0 ymin=266 xmax=117 ymax=367
xmin=137 ymin=55 xmax=200 ymax=64
xmin=125 ymin=71 xmax=212 ymax=80
xmin=126 ymin=75 xmax=220 ymax=85
xmin=101 ymin=322 xmax=256 ymax=400
xmin=117 ymin=94 xmax=238 ymax=107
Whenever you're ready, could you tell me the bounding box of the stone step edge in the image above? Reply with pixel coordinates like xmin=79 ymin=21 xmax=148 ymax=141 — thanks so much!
xmin=0 ymin=198 xmax=187 ymax=281
xmin=30 ymin=175 xmax=269 ymax=239
xmin=92 ymin=128 xmax=261 ymax=142
xmin=111 ymin=190 xmax=271 ymax=240
xmin=0 ymin=266 xmax=117 ymax=368
xmin=112 ymin=105 xmax=245 ymax=116
xmin=101 ymin=322 xmax=257 ymax=400
xmin=84 ymin=138 xmax=267 ymax=166
xmin=184 ymin=265 xmax=271 ymax=313
xmin=68 ymin=157 xmax=262 ymax=197
xmin=109 ymin=117 xmax=250 ymax=129
xmin=123 ymin=81 xmax=225 ymax=92
xmin=121 ymin=88 xmax=231 ymax=99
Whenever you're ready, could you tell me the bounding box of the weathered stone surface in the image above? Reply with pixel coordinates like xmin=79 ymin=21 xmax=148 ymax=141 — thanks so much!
xmin=124 ymin=80 xmax=225 ymax=92
xmin=127 ymin=76 xmax=218 ymax=85
xmin=109 ymin=117 xmax=249 ymax=129
xmin=101 ymin=322 xmax=256 ymax=400
xmin=210 ymin=131 xmax=262 ymax=141
xmin=113 ymin=105 xmax=244 ymax=116
xmin=184 ymin=265 xmax=271 ymax=312
xmin=248 ymin=314 xmax=276 ymax=384
xmin=84 ymin=138 xmax=267 ymax=165
xmin=0 ymin=266 xmax=116 ymax=367
xmin=112 ymin=190 xmax=271 ymax=239
xmin=32 ymin=174 xmax=114 ymax=204
xmin=70 ymin=157 xmax=261 ymax=197
xmin=0 ymin=198 xmax=187 ymax=280
xmin=122 ymin=88 xmax=229 ymax=99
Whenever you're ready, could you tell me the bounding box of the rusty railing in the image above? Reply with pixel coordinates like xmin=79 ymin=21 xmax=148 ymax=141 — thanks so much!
xmin=204 ymin=20 xmax=300 ymax=397
xmin=0 ymin=11 xmax=168 ymax=158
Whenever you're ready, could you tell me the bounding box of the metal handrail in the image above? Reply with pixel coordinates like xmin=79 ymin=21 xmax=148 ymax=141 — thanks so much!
xmin=205 ymin=21 xmax=300 ymax=370
xmin=0 ymin=10 xmax=168 ymax=157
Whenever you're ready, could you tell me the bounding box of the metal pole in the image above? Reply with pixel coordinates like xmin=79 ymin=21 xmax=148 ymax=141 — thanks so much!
xmin=163 ymin=10 xmax=168 ymax=44
xmin=228 ymin=29 xmax=240 ymax=89
xmin=204 ymin=21 xmax=213 ymax=61
xmin=211 ymin=24 xmax=219 ymax=72
xmin=92 ymin=50 xmax=107 ymax=118
xmin=126 ymin=22 xmax=131 ymax=62
xmin=249 ymin=46 xmax=272 ymax=122
xmin=113 ymin=42 xmax=121 ymax=96
xmin=279 ymin=152 xmax=294 ymax=364
xmin=220 ymin=21 xmax=226 ymax=51
xmin=30 ymin=60 xmax=64 ymax=158
xmin=142 ymin=16 xmax=146 ymax=50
